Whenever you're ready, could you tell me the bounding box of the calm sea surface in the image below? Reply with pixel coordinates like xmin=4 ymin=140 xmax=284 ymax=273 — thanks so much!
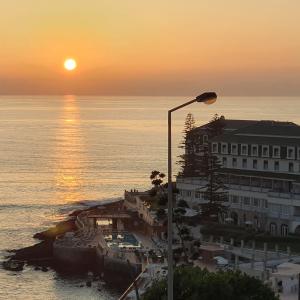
xmin=0 ymin=95 xmax=300 ymax=299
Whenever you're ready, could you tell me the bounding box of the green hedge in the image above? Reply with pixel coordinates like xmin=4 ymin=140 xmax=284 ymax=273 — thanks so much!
xmin=143 ymin=267 xmax=279 ymax=300
xmin=201 ymin=223 xmax=300 ymax=253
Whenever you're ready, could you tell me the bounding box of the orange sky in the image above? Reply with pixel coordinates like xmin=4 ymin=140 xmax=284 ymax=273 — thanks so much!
xmin=0 ymin=0 xmax=300 ymax=95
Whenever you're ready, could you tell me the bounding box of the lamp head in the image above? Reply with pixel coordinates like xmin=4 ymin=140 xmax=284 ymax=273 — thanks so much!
xmin=196 ymin=92 xmax=217 ymax=105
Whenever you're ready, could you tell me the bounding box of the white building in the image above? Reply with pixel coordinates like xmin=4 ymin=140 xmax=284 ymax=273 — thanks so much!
xmin=176 ymin=120 xmax=300 ymax=236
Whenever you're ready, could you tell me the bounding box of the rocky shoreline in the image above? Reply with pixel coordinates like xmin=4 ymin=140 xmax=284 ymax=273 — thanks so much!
xmin=3 ymin=207 xmax=90 ymax=270
xmin=2 ymin=199 xmax=141 ymax=292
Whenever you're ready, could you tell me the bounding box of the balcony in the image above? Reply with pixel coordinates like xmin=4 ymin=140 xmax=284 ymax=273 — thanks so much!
xmin=229 ymin=201 xmax=268 ymax=213
xmin=176 ymin=177 xmax=206 ymax=186
xmin=226 ymin=183 xmax=270 ymax=194
xmin=292 ymin=216 xmax=300 ymax=222
xmin=268 ymin=191 xmax=300 ymax=200
xmin=268 ymin=211 xmax=291 ymax=219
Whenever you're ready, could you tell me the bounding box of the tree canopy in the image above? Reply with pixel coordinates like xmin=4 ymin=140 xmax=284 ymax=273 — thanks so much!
xmin=197 ymin=114 xmax=227 ymax=217
xmin=150 ymin=170 xmax=166 ymax=187
xmin=142 ymin=267 xmax=279 ymax=300
xmin=177 ymin=113 xmax=200 ymax=177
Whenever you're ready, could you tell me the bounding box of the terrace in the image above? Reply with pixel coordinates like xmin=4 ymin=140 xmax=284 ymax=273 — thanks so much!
xmin=104 ymin=232 xmax=142 ymax=249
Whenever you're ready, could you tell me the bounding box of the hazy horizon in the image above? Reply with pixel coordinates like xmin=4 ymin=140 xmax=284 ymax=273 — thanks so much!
xmin=1 ymin=0 xmax=300 ymax=96
xmin=0 ymin=94 xmax=300 ymax=97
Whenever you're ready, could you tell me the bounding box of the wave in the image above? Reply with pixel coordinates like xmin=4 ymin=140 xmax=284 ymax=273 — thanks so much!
xmin=0 ymin=197 xmax=124 ymax=216
xmin=0 ymin=203 xmax=65 ymax=210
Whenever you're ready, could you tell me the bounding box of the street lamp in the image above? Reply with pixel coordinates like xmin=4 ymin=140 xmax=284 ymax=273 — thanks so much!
xmin=167 ymin=92 xmax=217 ymax=300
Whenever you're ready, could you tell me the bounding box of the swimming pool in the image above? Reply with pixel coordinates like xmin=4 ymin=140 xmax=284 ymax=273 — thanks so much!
xmin=104 ymin=233 xmax=141 ymax=248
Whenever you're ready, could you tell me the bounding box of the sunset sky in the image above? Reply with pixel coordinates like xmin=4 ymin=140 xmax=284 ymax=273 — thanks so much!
xmin=1 ymin=0 xmax=300 ymax=96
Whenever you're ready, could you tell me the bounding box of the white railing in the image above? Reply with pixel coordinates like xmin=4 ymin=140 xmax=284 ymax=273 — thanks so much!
xmin=268 ymin=191 xmax=300 ymax=200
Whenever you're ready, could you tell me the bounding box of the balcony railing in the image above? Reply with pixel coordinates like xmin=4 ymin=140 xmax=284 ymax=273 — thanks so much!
xmin=291 ymin=216 xmax=300 ymax=222
xmin=268 ymin=191 xmax=300 ymax=200
xmin=230 ymin=202 xmax=268 ymax=212
xmin=227 ymin=183 xmax=270 ymax=193
xmin=268 ymin=211 xmax=291 ymax=219
xmin=176 ymin=177 xmax=206 ymax=185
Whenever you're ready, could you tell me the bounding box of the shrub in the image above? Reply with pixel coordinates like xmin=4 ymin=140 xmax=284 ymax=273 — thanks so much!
xmin=177 ymin=199 xmax=189 ymax=208
xmin=143 ymin=267 xmax=279 ymax=300
xmin=156 ymin=208 xmax=166 ymax=220
xmin=148 ymin=188 xmax=157 ymax=197
xmin=158 ymin=194 xmax=168 ymax=206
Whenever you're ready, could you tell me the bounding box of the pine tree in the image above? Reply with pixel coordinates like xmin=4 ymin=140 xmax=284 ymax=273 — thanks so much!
xmin=199 ymin=148 xmax=228 ymax=218
xmin=208 ymin=114 xmax=226 ymax=137
xmin=198 ymin=115 xmax=228 ymax=218
xmin=177 ymin=113 xmax=200 ymax=177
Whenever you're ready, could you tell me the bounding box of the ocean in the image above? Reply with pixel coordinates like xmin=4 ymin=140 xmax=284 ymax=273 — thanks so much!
xmin=0 ymin=95 xmax=300 ymax=299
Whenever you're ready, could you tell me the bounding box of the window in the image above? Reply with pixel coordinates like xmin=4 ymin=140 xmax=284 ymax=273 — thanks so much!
xmin=222 ymin=157 xmax=227 ymax=167
xmin=262 ymin=179 xmax=272 ymax=189
xmin=252 ymin=198 xmax=259 ymax=207
xmin=240 ymin=176 xmax=250 ymax=185
xmin=263 ymin=160 xmax=268 ymax=170
xmin=195 ymin=144 xmax=201 ymax=153
xmin=203 ymin=135 xmax=208 ymax=143
xmin=281 ymin=205 xmax=290 ymax=216
xmin=243 ymin=213 xmax=246 ymax=223
xmin=274 ymin=161 xmax=280 ymax=171
xmin=262 ymin=146 xmax=269 ymax=157
xmin=251 ymin=177 xmax=260 ymax=187
xmin=270 ymin=203 xmax=280 ymax=213
xmin=212 ymin=143 xmax=218 ymax=153
xmin=186 ymin=191 xmax=192 ymax=197
xmin=270 ymin=223 xmax=277 ymax=236
xmin=241 ymin=144 xmax=248 ymax=155
xmin=253 ymin=159 xmax=258 ymax=169
xmin=221 ymin=143 xmax=228 ymax=154
xmin=281 ymin=224 xmax=288 ymax=237
xmin=195 ymin=191 xmax=201 ymax=199
xmin=232 ymin=158 xmax=237 ymax=168
xmin=251 ymin=145 xmax=258 ymax=156
xmin=243 ymin=197 xmax=251 ymax=206
xmin=231 ymin=195 xmax=239 ymax=204
xmin=242 ymin=158 xmax=247 ymax=168
xmin=231 ymin=144 xmax=238 ymax=155
xmin=273 ymin=146 xmax=280 ymax=158
xmin=287 ymin=147 xmax=295 ymax=159
xmin=289 ymin=162 xmax=294 ymax=172
xmin=298 ymin=148 xmax=300 ymax=160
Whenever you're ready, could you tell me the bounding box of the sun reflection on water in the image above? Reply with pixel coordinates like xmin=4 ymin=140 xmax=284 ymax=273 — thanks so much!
xmin=54 ymin=95 xmax=86 ymax=203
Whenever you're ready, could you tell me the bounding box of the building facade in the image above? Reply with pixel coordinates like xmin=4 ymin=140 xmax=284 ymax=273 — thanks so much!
xmin=176 ymin=120 xmax=300 ymax=236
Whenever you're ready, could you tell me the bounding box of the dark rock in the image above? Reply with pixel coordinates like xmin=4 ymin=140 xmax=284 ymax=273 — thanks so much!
xmin=41 ymin=266 xmax=48 ymax=272
xmin=69 ymin=205 xmax=98 ymax=217
xmin=10 ymin=240 xmax=53 ymax=262
xmin=34 ymin=266 xmax=40 ymax=271
xmin=2 ymin=260 xmax=24 ymax=272
xmin=79 ymin=284 xmax=84 ymax=288
xmin=86 ymin=281 xmax=92 ymax=287
xmin=33 ymin=219 xmax=76 ymax=241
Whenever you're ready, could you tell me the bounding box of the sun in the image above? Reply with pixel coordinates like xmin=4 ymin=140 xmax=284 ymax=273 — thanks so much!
xmin=64 ymin=58 xmax=77 ymax=71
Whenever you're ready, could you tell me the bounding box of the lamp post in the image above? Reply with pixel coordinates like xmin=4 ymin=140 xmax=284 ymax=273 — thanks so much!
xmin=167 ymin=92 xmax=217 ymax=300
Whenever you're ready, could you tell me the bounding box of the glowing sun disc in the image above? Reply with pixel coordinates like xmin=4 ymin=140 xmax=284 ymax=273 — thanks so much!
xmin=64 ymin=58 xmax=77 ymax=71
